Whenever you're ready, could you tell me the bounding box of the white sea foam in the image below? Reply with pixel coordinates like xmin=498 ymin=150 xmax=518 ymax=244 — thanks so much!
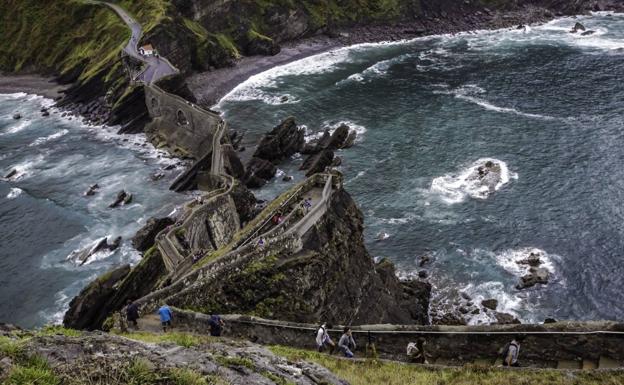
xmin=335 ymin=53 xmax=414 ymax=86
xmin=2 ymin=120 xmax=32 ymax=135
xmin=29 ymin=129 xmax=68 ymax=146
xmin=435 ymin=84 xmax=557 ymax=120
xmin=461 ymin=281 xmax=523 ymax=325
xmin=306 ymin=120 xmax=368 ymax=144
xmin=430 ymin=158 xmax=517 ymax=204
xmin=495 ymin=247 xmax=557 ymax=278
xmin=0 ymin=92 xmax=27 ymax=100
xmin=6 ymin=187 xmax=22 ymax=199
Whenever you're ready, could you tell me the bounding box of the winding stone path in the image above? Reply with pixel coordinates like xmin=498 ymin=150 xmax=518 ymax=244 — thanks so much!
xmin=99 ymin=2 xmax=178 ymax=84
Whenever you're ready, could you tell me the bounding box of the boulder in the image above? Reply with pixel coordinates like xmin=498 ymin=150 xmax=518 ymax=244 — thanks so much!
xmin=132 ymin=217 xmax=174 ymax=251
xmin=517 ymin=267 xmax=549 ymax=290
xmin=282 ymin=175 xmax=293 ymax=182
xmin=517 ymin=251 xmax=542 ymax=267
xmin=12 ymin=113 xmax=20 ymax=120
xmin=481 ymin=298 xmax=498 ymax=310
xmin=243 ymin=157 xmax=277 ymax=188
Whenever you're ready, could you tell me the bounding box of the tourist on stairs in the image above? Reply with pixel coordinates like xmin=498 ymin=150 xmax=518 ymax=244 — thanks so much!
xmin=316 ymin=323 xmax=335 ymax=354
xmin=502 ymin=335 xmax=525 ymax=367
xmin=338 ymin=327 xmax=357 ymax=358
xmin=126 ymin=299 xmax=140 ymax=330
xmin=158 ymin=304 xmax=173 ymax=332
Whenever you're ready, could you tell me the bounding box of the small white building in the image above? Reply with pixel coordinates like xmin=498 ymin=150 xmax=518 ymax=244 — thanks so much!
xmin=139 ymin=44 xmax=154 ymax=56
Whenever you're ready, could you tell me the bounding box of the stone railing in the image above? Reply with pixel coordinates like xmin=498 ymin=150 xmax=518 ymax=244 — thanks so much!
xmin=167 ymin=308 xmax=624 ymax=368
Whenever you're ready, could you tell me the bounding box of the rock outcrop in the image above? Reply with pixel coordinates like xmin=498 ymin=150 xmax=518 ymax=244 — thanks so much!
xmin=132 ymin=217 xmax=175 ymax=252
xmin=243 ymin=117 xmax=304 ymax=187
xmin=300 ymin=124 xmax=357 ymax=176
xmin=0 ymin=331 xmax=344 ymax=385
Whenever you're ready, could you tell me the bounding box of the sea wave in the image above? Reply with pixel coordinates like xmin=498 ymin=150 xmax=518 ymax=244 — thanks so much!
xmin=430 ymin=157 xmax=517 ymax=204
xmin=6 ymin=187 xmax=23 ymax=199
xmin=1 ymin=120 xmax=31 ymax=135
xmin=29 ymin=129 xmax=68 ymax=146
xmin=305 ymin=120 xmax=368 ymax=143
xmin=461 ymin=281 xmax=523 ymax=325
xmin=435 ymin=84 xmax=557 ymax=120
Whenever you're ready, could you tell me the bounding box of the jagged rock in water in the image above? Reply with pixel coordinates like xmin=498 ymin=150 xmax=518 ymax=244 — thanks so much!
xmin=12 ymin=113 xmax=20 ymax=120
xmin=570 ymin=21 xmax=586 ymax=32
xmin=432 ymin=311 xmax=467 ymax=326
xmin=223 ymin=146 xmax=246 ymax=179
xmin=132 ymin=217 xmax=174 ymax=251
xmin=517 ymin=267 xmax=550 ymax=290
xmin=243 ymin=157 xmax=277 ymax=188
xmin=109 ymin=190 xmax=132 ymax=208
xmin=84 ymin=183 xmax=99 ymax=196
xmin=63 ymin=265 xmax=131 ymax=330
xmin=4 ymin=169 xmax=17 ymax=179
xmin=252 ymin=117 xmax=304 ymax=162
xmin=517 ymin=250 xmax=543 ymax=267
xmin=481 ymin=298 xmax=498 ymax=310
xmin=302 ymin=149 xmax=334 ymax=176
xmin=69 ymin=236 xmax=122 ymax=266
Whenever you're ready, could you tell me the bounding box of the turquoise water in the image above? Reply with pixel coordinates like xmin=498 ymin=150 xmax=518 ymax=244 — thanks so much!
xmin=0 ymin=93 xmax=187 ymax=328
xmin=218 ymin=13 xmax=624 ymax=323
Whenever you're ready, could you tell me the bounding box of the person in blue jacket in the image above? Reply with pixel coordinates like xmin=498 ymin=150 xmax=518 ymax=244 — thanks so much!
xmin=158 ymin=304 xmax=173 ymax=332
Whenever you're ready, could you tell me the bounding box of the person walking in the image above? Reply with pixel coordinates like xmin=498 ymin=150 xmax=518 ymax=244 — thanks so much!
xmin=126 ymin=299 xmax=140 ymax=329
xmin=158 ymin=304 xmax=173 ymax=332
xmin=338 ymin=327 xmax=357 ymax=358
xmin=502 ymin=335 xmax=525 ymax=367
xmin=209 ymin=314 xmax=225 ymax=336
xmin=316 ymin=323 xmax=335 ymax=353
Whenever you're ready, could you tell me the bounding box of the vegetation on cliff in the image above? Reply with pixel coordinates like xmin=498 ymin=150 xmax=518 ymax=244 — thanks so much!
xmin=0 ymin=0 xmax=129 ymax=92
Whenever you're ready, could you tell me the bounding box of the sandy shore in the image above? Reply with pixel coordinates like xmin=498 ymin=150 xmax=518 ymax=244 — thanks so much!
xmin=0 ymin=74 xmax=68 ymax=99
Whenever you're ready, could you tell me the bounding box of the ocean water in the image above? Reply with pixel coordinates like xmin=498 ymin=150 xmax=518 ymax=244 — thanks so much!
xmin=218 ymin=13 xmax=624 ymax=323
xmin=0 ymin=93 xmax=187 ymax=328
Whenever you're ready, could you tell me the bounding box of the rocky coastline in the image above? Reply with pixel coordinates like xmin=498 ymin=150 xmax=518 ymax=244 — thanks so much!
xmin=2 ymin=0 xmax=624 ymax=333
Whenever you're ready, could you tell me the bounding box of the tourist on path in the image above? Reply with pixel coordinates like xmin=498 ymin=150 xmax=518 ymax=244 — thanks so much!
xmin=502 ymin=335 xmax=525 ymax=367
xmin=338 ymin=327 xmax=357 ymax=358
xmin=209 ymin=314 xmax=225 ymax=336
xmin=158 ymin=304 xmax=173 ymax=332
xmin=316 ymin=323 xmax=335 ymax=353
xmin=126 ymin=299 xmax=140 ymax=329
xmin=406 ymin=337 xmax=428 ymax=364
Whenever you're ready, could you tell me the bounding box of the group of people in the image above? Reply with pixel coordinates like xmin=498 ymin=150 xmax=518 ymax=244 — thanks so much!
xmin=316 ymin=322 xmax=526 ymax=367
xmin=124 ymin=301 xmax=225 ymax=337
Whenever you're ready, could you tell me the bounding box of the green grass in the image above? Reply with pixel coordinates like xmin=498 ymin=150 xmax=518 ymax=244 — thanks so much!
xmin=0 ymin=335 xmax=25 ymax=360
xmin=270 ymin=346 xmax=624 ymax=385
xmin=36 ymin=326 xmax=82 ymax=338
xmin=169 ymin=368 xmax=209 ymax=385
xmin=214 ymin=355 xmax=255 ymax=370
xmin=5 ymin=356 xmax=60 ymax=385
xmin=117 ymin=331 xmax=209 ymax=348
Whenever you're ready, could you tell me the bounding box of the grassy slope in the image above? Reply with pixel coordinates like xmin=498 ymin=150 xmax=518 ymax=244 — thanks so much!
xmin=270 ymin=346 xmax=624 ymax=385
xmin=0 ymin=0 xmax=129 ymax=84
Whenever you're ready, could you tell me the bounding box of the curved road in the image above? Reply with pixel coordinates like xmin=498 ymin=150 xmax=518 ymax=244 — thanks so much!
xmin=101 ymin=2 xmax=178 ymax=84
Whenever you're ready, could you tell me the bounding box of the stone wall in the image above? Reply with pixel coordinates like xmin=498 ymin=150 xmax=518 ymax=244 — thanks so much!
xmin=144 ymin=84 xmax=222 ymax=159
xmin=170 ymin=308 xmax=624 ymax=367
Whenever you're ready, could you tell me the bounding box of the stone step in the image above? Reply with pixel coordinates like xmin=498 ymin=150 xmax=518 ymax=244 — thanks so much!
xmin=582 ymin=360 xmax=598 ymax=370
xmin=557 ymin=360 xmax=581 ymax=369
xmin=599 ymin=356 xmax=621 ymax=369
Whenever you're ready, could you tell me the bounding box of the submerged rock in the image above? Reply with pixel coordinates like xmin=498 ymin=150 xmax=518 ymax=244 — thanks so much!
xmin=4 ymin=169 xmax=17 ymax=180
xmin=69 ymin=236 xmax=123 ymax=265
xmin=12 ymin=113 xmax=21 ymax=120
xmin=581 ymin=30 xmax=596 ymax=36
xmin=84 ymin=184 xmax=99 ymax=196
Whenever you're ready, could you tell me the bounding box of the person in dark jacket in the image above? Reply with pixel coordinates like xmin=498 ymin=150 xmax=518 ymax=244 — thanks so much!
xmin=126 ymin=299 xmax=140 ymax=329
xmin=338 ymin=327 xmax=357 ymax=358
xmin=209 ymin=314 xmax=225 ymax=336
